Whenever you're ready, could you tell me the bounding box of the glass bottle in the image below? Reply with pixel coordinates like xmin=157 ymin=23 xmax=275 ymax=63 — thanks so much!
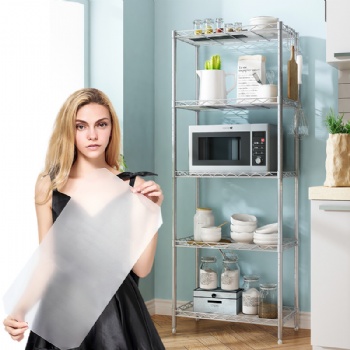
xmin=193 ymin=208 xmax=214 ymax=241
xmin=221 ymin=254 xmax=240 ymax=291
xmin=215 ymin=18 xmax=224 ymax=33
xmin=259 ymin=283 xmax=278 ymax=319
xmin=242 ymin=275 xmax=260 ymax=315
xmin=204 ymin=18 xmax=214 ymax=34
xmin=199 ymin=256 xmax=218 ymax=290
xmin=193 ymin=19 xmax=203 ymax=35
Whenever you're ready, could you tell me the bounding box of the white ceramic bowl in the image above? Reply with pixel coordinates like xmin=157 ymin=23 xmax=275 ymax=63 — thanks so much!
xmin=230 ymin=223 xmax=257 ymax=233
xmin=249 ymin=16 xmax=278 ymax=25
xmin=255 ymin=223 xmax=278 ymax=234
xmin=253 ymin=232 xmax=279 ymax=241
xmin=249 ymin=16 xmax=278 ymax=30
xmin=201 ymin=226 xmax=221 ymax=242
xmin=231 ymin=231 xmax=254 ymax=244
xmin=231 ymin=214 xmax=257 ymax=226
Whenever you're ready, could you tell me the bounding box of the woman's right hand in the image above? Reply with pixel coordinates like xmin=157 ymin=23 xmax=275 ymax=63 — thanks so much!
xmin=3 ymin=316 xmax=28 ymax=341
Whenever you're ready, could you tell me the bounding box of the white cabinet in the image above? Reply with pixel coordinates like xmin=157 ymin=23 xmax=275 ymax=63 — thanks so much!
xmin=326 ymin=0 xmax=350 ymax=69
xmin=310 ymin=199 xmax=350 ymax=350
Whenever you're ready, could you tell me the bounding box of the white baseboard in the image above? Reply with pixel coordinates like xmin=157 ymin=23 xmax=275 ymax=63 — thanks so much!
xmin=147 ymin=298 xmax=311 ymax=330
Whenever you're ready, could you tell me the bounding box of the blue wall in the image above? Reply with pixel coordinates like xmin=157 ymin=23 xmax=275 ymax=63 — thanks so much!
xmin=119 ymin=0 xmax=339 ymax=312
xmin=150 ymin=0 xmax=338 ymax=313
xmin=123 ymin=0 xmax=156 ymax=301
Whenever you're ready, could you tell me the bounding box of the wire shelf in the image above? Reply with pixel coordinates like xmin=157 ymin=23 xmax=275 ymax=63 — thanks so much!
xmin=175 ymin=98 xmax=299 ymax=111
xmin=175 ymin=236 xmax=297 ymax=252
xmin=176 ymin=302 xmax=296 ymax=326
xmin=175 ymin=171 xmax=297 ymax=178
xmin=174 ymin=24 xmax=297 ymax=49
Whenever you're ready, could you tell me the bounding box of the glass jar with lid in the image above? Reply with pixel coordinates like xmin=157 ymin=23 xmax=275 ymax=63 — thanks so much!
xmin=242 ymin=275 xmax=260 ymax=315
xmin=215 ymin=18 xmax=224 ymax=33
xmin=259 ymin=283 xmax=278 ymax=319
xmin=199 ymin=256 xmax=218 ymax=290
xmin=193 ymin=19 xmax=203 ymax=35
xmin=220 ymin=254 xmax=240 ymax=291
xmin=224 ymin=23 xmax=234 ymax=33
xmin=203 ymin=18 xmax=214 ymax=34
xmin=193 ymin=208 xmax=214 ymax=241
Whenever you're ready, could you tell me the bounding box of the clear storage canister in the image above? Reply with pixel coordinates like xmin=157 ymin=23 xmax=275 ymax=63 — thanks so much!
xmin=259 ymin=283 xmax=278 ymax=319
xmin=242 ymin=275 xmax=260 ymax=315
xmin=193 ymin=19 xmax=202 ymax=35
xmin=220 ymin=254 xmax=240 ymax=291
xmin=203 ymin=18 xmax=214 ymax=34
xmin=199 ymin=256 xmax=218 ymax=290
xmin=215 ymin=18 xmax=224 ymax=33
xmin=194 ymin=208 xmax=214 ymax=241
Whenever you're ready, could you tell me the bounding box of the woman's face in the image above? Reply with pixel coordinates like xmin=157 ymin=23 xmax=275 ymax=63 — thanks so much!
xmin=75 ymin=103 xmax=112 ymax=161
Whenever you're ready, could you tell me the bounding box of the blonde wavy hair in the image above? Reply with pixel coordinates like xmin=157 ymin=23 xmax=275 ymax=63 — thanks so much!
xmin=40 ymin=88 xmax=121 ymax=197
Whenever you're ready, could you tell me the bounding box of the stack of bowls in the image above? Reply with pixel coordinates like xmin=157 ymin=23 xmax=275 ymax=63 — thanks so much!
xmin=253 ymin=223 xmax=278 ymax=245
xmin=249 ymin=16 xmax=279 ymax=30
xmin=230 ymin=214 xmax=257 ymax=243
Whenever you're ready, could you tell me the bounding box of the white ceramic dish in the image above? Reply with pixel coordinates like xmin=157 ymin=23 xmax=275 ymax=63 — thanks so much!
xmin=249 ymin=16 xmax=278 ymax=24
xmin=249 ymin=16 xmax=278 ymax=30
xmin=253 ymin=239 xmax=278 ymax=246
xmin=230 ymin=223 xmax=256 ymax=233
xmin=231 ymin=213 xmax=257 ymax=226
xmin=255 ymin=223 xmax=278 ymax=234
xmin=231 ymin=231 xmax=254 ymax=244
xmin=254 ymin=232 xmax=278 ymax=240
xmin=201 ymin=226 xmax=221 ymax=242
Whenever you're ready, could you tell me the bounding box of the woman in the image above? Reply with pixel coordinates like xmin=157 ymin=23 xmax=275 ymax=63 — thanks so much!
xmin=3 ymin=88 xmax=165 ymax=349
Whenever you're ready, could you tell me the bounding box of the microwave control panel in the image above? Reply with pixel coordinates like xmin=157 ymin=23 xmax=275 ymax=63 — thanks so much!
xmin=252 ymin=131 xmax=266 ymax=166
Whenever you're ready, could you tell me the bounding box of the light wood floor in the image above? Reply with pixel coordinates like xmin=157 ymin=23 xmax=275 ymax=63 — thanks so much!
xmin=152 ymin=315 xmax=311 ymax=350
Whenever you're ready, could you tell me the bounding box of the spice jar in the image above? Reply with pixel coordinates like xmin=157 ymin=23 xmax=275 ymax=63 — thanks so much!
xmin=193 ymin=208 xmax=214 ymax=241
xmin=224 ymin=23 xmax=234 ymax=33
xmin=234 ymin=22 xmax=242 ymax=31
xmin=242 ymin=275 xmax=260 ymax=315
xmin=220 ymin=254 xmax=240 ymax=291
xmin=199 ymin=256 xmax=218 ymax=290
xmin=215 ymin=18 xmax=224 ymax=33
xmin=203 ymin=18 xmax=214 ymax=34
xmin=193 ymin=19 xmax=202 ymax=35
xmin=259 ymin=283 xmax=278 ymax=319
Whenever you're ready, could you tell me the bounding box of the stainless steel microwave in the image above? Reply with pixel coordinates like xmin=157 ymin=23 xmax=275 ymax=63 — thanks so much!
xmin=189 ymin=124 xmax=277 ymax=172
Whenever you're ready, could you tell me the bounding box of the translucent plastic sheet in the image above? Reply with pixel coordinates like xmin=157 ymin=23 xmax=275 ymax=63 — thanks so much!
xmin=3 ymin=168 xmax=162 ymax=349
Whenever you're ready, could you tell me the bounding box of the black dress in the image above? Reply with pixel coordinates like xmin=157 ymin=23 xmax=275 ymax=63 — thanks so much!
xmin=25 ymin=172 xmax=165 ymax=350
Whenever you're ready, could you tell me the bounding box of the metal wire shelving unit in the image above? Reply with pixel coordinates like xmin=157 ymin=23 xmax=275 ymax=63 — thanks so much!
xmin=171 ymin=21 xmax=300 ymax=344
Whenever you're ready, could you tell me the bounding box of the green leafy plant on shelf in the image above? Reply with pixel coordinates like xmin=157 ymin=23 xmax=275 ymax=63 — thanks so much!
xmin=324 ymin=108 xmax=350 ymax=187
xmin=204 ymin=54 xmax=221 ymax=70
xmin=325 ymin=108 xmax=350 ymax=134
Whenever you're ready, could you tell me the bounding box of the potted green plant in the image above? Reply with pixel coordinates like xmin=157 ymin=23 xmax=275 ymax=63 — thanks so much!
xmin=196 ymin=55 xmax=236 ymax=105
xmin=204 ymin=54 xmax=221 ymax=70
xmin=324 ymin=108 xmax=350 ymax=187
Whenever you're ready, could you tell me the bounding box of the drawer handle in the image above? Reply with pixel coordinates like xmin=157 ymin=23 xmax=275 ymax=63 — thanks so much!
xmin=208 ymin=300 xmax=222 ymax=304
xmin=319 ymin=205 xmax=350 ymax=212
xmin=334 ymin=52 xmax=350 ymax=58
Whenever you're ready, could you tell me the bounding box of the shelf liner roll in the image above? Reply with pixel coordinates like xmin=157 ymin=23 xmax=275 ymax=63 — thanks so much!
xmin=3 ymin=168 xmax=162 ymax=349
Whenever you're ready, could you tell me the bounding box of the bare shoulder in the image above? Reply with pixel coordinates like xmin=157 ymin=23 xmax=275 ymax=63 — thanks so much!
xmin=35 ymin=174 xmax=52 ymax=204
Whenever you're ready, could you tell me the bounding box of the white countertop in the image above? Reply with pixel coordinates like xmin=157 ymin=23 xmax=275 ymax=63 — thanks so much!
xmin=309 ymin=186 xmax=350 ymax=200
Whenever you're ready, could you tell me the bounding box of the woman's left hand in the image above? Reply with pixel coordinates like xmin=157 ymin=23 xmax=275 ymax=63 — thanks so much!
xmin=132 ymin=180 xmax=164 ymax=206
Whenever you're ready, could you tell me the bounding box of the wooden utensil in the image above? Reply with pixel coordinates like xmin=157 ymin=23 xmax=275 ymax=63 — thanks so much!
xmin=287 ymin=45 xmax=298 ymax=101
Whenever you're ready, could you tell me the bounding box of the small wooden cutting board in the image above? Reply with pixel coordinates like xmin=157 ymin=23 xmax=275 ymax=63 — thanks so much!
xmin=288 ymin=45 xmax=298 ymax=101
